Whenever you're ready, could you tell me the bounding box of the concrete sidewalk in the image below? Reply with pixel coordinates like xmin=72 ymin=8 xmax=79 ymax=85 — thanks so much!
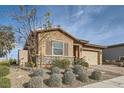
xmin=82 ymin=76 xmax=124 ymax=88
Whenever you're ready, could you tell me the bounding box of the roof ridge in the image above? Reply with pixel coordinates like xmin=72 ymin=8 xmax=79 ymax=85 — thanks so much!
xmin=108 ymin=43 xmax=124 ymax=48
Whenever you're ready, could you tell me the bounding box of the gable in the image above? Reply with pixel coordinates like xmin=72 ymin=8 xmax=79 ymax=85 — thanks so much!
xmin=37 ymin=28 xmax=76 ymax=41
xmin=49 ymin=30 xmax=74 ymax=43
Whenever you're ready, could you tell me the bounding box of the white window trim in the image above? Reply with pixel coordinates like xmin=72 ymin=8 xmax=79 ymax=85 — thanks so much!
xmin=52 ymin=39 xmax=64 ymax=56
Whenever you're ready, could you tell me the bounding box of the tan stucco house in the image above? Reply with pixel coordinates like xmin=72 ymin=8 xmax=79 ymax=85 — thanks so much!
xmin=23 ymin=28 xmax=105 ymax=67
xmin=103 ymin=43 xmax=124 ymax=61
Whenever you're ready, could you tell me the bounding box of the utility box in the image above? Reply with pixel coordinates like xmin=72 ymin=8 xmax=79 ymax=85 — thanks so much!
xmin=18 ymin=50 xmax=28 ymax=67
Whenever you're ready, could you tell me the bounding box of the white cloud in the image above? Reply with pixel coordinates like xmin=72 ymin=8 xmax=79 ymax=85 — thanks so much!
xmin=72 ymin=10 xmax=84 ymax=18
xmin=64 ymin=6 xmax=106 ymax=37
xmin=84 ymin=6 xmax=106 ymax=14
xmin=84 ymin=25 xmax=124 ymax=45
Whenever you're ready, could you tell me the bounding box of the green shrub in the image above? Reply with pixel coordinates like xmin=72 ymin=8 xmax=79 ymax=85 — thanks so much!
xmin=28 ymin=76 xmax=43 ymax=88
xmin=9 ymin=58 xmax=17 ymax=65
xmin=73 ymin=58 xmax=89 ymax=68
xmin=77 ymin=70 xmax=89 ymax=82
xmin=51 ymin=66 xmax=60 ymax=74
xmin=63 ymin=71 xmax=76 ymax=85
xmin=60 ymin=59 xmax=70 ymax=69
xmin=90 ymin=70 xmax=102 ymax=80
xmin=52 ymin=59 xmax=70 ymax=69
xmin=73 ymin=65 xmax=84 ymax=74
xmin=118 ymin=62 xmax=124 ymax=67
xmin=48 ymin=73 xmax=62 ymax=87
xmin=0 ymin=61 xmax=10 ymax=67
xmin=0 ymin=77 xmax=11 ymax=88
xmin=0 ymin=66 xmax=9 ymax=77
xmin=32 ymin=68 xmax=44 ymax=77
xmin=120 ymin=57 xmax=124 ymax=62
xmin=52 ymin=59 xmax=61 ymax=67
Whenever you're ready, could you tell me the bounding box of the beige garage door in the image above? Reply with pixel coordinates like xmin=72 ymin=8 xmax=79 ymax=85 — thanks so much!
xmin=82 ymin=51 xmax=98 ymax=65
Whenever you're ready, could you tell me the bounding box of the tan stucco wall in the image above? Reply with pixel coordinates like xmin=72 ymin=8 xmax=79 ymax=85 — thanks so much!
xmin=38 ymin=30 xmax=74 ymax=57
xmin=103 ymin=46 xmax=124 ymax=60
xmin=81 ymin=47 xmax=102 ymax=65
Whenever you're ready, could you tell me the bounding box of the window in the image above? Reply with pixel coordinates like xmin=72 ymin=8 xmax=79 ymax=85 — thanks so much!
xmin=52 ymin=41 xmax=63 ymax=55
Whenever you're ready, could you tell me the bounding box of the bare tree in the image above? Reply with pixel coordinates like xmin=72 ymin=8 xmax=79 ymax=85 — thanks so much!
xmin=12 ymin=5 xmax=52 ymax=68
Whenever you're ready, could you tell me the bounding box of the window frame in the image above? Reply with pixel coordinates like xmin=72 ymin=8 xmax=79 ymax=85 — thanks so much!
xmin=52 ymin=40 xmax=64 ymax=56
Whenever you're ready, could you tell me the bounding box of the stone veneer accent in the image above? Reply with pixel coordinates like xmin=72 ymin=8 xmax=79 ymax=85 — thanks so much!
xmin=36 ymin=56 xmax=74 ymax=65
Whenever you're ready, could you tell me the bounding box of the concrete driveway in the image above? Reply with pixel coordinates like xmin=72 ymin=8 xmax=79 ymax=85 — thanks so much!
xmin=90 ymin=65 xmax=124 ymax=75
xmin=82 ymin=65 xmax=124 ymax=88
xmin=82 ymin=76 xmax=124 ymax=88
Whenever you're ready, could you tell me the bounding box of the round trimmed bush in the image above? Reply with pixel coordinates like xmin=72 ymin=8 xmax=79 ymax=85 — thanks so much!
xmin=73 ymin=65 xmax=83 ymax=74
xmin=63 ymin=71 xmax=76 ymax=85
xmin=28 ymin=76 xmax=43 ymax=88
xmin=48 ymin=73 xmax=62 ymax=87
xmin=32 ymin=68 xmax=44 ymax=77
xmin=65 ymin=68 xmax=73 ymax=73
xmin=51 ymin=67 xmax=60 ymax=74
xmin=0 ymin=66 xmax=9 ymax=77
xmin=0 ymin=77 xmax=11 ymax=88
xmin=91 ymin=70 xmax=102 ymax=80
xmin=77 ymin=70 xmax=89 ymax=82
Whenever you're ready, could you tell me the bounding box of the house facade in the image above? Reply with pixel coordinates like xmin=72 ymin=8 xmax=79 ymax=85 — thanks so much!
xmin=23 ymin=28 xmax=105 ymax=67
xmin=103 ymin=43 xmax=124 ymax=61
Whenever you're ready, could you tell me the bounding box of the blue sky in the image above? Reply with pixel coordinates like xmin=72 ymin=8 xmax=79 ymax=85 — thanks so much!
xmin=0 ymin=5 xmax=124 ymax=59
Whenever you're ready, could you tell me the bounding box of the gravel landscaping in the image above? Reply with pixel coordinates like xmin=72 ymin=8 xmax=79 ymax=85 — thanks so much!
xmin=7 ymin=66 xmax=31 ymax=88
xmin=7 ymin=65 xmax=121 ymax=88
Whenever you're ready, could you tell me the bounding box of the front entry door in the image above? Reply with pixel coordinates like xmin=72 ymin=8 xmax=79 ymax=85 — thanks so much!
xmin=73 ymin=46 xmax=79 ymax=59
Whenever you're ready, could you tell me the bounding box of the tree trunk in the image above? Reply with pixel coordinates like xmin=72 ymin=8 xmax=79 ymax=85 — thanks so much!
xmin=6 ymin=54 xmax=8 ymax=61
xmin=28 ymin=49 xmax=35 ymax=70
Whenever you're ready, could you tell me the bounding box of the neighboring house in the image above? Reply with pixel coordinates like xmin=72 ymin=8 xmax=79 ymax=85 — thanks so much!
xmin=103 ymin=43 xmax=124 ymax=61
xmin=23 ymin=28 xmax=105 ymax=67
